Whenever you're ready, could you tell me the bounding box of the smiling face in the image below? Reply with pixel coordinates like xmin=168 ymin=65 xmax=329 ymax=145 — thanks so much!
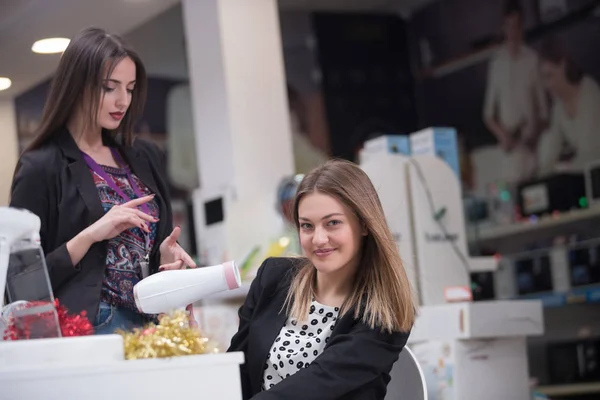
xmin=298 ymin=191 xmax=366 ymax=277
xmin=97 ymin=56 xmax=136 ymax=130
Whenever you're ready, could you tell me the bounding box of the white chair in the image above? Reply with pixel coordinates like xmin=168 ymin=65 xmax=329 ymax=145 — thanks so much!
xmin=385 ymin=346 xmax=428 ymax=400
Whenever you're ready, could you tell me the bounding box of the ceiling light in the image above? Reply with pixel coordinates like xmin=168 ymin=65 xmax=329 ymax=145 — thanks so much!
xmin=32 ymin=37 xmax=70 ymax=54
xmin=0 ymin=77 xmax=11 ymax=91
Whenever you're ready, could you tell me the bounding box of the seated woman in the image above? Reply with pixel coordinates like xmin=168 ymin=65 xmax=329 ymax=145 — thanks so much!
xmin=537 ymin=36 xmax=600 ymax=174
xmin=228 ymin=159 xmax=416 ymax=399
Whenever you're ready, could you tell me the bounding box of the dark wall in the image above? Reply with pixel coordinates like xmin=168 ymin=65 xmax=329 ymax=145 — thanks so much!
xmin=313 ymin=13 xmax=418 ymax=160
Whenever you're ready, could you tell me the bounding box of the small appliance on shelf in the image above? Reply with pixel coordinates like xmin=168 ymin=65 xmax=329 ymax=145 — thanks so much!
xmin=516 ymin=173 xmax=586 ymax=218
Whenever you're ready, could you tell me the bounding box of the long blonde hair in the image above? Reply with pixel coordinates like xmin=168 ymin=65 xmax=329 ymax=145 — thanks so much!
xmin=284 ymin=159 xmax=416 ymax=333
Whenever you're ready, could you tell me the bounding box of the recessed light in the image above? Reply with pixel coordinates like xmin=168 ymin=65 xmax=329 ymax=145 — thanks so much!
xmin=0 ymin=77 xmax=11 ymax=91
xmin=32 ymin=37 xmax=70 ymax=54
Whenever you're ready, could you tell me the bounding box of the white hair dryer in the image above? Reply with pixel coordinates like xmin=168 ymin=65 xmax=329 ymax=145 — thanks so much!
xmin=133 ymin=261 xmax=242 ymax=314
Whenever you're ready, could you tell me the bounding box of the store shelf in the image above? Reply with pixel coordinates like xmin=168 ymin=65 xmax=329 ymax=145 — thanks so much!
xmin=470 ymin=206 xmax=600 ymax=251
xmin=536 ymin=382 xmax=600 ymax=397
xmin=418 ymin=44 xmax=498 ymax=79
xmin=517 ymin=285 xmax=600 ymax=308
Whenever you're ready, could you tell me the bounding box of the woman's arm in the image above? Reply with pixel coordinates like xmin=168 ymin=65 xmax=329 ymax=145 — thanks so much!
xmin=11 ymin=154 xmax=157 ymax=287
xmin=227 ymin=259 xmax=270 ymax=399
xmin=250 ymin=323 xmax=410 ymax=400
xmin=64 ymin=195 xmax=156 ymax=266
xmin=10 ymin=154 xmax=80 ymax=287
xmin=65 ymin=230 xmax=95 ymax=266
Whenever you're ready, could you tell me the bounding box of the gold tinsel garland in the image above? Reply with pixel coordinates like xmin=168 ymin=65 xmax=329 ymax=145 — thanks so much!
xmin=118 ymin=310 xmax=219 ymax=360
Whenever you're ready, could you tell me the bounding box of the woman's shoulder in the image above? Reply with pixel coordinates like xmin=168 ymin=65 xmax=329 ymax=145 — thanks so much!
xmin=256 ymin=257 xmax=303 ymax=289
xmin=17 ymin=142 xmax=62 ymax=176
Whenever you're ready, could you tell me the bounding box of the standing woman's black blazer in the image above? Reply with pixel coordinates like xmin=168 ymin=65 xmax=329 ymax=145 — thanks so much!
xmin=10 ymin=128 xmax=174 ymax=320
xmin=227 ymin=257 xmax=411 ymax=400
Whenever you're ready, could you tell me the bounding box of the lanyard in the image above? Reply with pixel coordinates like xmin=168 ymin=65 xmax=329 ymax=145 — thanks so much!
xmin=81 ymin=148 xmax=152 ymax=275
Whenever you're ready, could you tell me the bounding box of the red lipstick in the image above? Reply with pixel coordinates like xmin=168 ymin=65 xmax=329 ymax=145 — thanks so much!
xmin=109 ymin=112 xmax=124 ymax=121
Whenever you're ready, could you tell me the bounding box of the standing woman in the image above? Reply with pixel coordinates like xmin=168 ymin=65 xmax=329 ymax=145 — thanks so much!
xmin=10 ymin=27 xmax=196 ymax=334
xmin=228 ymin=160 xmax=415 ymax=400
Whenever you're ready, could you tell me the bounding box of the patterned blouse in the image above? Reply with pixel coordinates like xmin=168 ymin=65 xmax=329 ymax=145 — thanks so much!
xmin=262 ymin=301 xmax=340 ymax=390
xmin=89 ymin=164 xmax=160 ymax=312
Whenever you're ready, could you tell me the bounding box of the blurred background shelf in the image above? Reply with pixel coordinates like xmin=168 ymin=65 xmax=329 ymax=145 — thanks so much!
xmin=469 ymin=206 xmax=600 ymax=252
xmin=536 ymin=381 xmax=600 ymax=396
xmin=515 ymin=285 xmax=600 ymax=308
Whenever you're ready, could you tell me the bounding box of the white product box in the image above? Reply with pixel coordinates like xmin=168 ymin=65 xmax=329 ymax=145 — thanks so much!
xmin=412 ymin=338 xmax=532 ymax=400
xmin=409 ymin=300 xmax=544 ymax=342
xmin=0 ymin=335 xmax=245 ymax=400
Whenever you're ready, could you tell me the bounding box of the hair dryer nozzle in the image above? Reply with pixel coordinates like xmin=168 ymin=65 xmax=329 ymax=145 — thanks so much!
xmin=133 ymin=260 xmax=242 ymax=314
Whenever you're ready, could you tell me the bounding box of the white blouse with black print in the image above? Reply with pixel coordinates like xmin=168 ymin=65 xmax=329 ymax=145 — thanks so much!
xmin=262 ymin=300 xmax=340 ymax=390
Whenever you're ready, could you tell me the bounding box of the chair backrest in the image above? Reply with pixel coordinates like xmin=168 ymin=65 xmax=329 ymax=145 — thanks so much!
xmin=385 ymin=346 xmax=428 ymax=400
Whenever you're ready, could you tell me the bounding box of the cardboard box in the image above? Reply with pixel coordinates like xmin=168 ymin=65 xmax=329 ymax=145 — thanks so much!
xmin=412 ymin=338 xmax=532 ymax=400
xmin=360 ymin=135 xmax=411 ymax=164
xmin=409 ymin=300 xmax=544 ymax=342
xmin=410 ymin=127 xmax=459 ymax=179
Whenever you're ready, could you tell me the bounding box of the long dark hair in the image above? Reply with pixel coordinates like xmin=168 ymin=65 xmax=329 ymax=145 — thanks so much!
xmin=539 ymin=36 xmax=584 ymax=84
xmin=24 ymin=27 xmax=147 ymax=153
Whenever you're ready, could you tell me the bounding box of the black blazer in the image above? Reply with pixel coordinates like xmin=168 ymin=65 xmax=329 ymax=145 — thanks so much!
xmin=9 ymin=128 xmax=173 ymax=319
xmin=227 ymin=257 xmax=410 ymax=400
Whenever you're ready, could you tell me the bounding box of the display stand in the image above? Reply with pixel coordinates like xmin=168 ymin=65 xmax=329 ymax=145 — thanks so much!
xmin=0 ymin=334 xmax=245 ymax=400
xmin=408 ymin=301 xmax=543 ymax=400
xmin=361 ymin=149 xmax=545 ymax=400
xmin=0 ymin=207 xmax=245 ymax=400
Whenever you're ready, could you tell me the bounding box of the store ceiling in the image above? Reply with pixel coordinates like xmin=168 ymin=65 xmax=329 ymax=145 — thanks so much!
xmin=0 ymin=0 xmax=435 ymax=100
xmin=0 ymin=0 xmax=179 ymax=99
xmin=279 ymin=0 xmax=434 ymax=12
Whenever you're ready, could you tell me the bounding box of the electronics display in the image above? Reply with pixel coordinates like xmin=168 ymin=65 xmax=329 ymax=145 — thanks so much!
xmin=514 ymin=253 xmax=553 ymax=296
xmin=517 ymin=173 xmax=586 ymax=217
xmin=547 ymin=338 xmax=600 ymax=384
xmin=568 ymin=244 xmax=600 ymax=287
xmin=204 ymin=197 xmax=224 ymax=226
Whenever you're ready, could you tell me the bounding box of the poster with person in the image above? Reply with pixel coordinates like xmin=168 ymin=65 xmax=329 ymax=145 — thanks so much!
xmin=410 ymin=0 xmax=600 ymax=195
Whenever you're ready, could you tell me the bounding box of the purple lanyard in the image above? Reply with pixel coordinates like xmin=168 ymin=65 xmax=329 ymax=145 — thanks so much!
xmin=81 ymin=148 xmax=152 ymax=253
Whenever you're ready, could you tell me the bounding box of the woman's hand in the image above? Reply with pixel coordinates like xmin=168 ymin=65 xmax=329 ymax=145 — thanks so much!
xmin=158 ymin=227 xmax=197 ymax=270
xmin=67 ymin=195 xmax=157 ymax=267
xmin=84 ymin=195 xmax=157 ymax=243
xmin=158 ymin=227 xmax=198 ymax=328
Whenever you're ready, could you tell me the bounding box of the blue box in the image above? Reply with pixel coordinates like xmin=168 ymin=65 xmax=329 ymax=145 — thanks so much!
xmin=410 ymin=127 xmax=460 ymax=179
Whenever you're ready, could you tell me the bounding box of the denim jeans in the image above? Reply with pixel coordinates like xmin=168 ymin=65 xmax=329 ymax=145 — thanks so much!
xmin=93 ymin=302 xmax=146 ymax=335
